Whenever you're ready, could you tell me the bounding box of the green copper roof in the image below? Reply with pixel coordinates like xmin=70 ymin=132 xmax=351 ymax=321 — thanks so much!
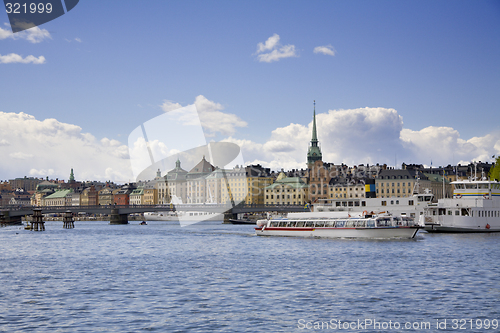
xmin=44 ymin=189 xmax=72 ymax=199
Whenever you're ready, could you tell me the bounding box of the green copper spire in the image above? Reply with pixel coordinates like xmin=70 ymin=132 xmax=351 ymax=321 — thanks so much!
xmin=311 ymin=100 xmax=318 ymax=143
xmin=175 ymin=157 xmax=181 ymax=169
xmin=307 ymin=100 xmax=322 ymax=167
xmin=69 ymin=168 xmax=75 ymax=182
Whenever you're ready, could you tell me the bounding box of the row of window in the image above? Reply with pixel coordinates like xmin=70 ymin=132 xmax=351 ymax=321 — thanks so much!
xmin=378 ymin=182 xmax=412 ymax=187
xmin=266 ymin=194 xmax=302 ymax=199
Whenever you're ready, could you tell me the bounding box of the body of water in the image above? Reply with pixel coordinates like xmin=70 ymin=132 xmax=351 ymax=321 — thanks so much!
xmin=1 ymin=221 xmax=499 ymax=332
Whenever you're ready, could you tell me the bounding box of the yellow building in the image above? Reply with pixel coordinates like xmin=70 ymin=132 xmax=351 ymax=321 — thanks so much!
xmin=264 ymin=172 xmax=309 ymax=205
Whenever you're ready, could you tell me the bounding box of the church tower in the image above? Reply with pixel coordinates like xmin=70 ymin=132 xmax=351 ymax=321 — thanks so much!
xmin=307 ymin=101 xmax=322 ymax=168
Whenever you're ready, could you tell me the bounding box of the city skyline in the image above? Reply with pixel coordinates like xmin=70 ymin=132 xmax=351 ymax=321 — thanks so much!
xmin=1 ymin=1 xmax=499 ymax=182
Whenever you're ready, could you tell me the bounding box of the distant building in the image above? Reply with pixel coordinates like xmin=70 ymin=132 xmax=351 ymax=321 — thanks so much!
xmin=186 ymin=156 xmax=215 ymax=204
xmin=264 ymin=172 xmax=309 ymax=205
xmin=9 ymin=176 xmax=42 ymax=192
xmin=306 ymin=102 xmax=331 ymax=203
xmin=44 ymin=189 xmax=73 ymax=207
xmin=166 ymin=158 xmax=188 ymax=203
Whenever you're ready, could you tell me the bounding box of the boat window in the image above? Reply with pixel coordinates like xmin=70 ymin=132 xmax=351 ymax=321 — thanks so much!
xmin=390 ymin=200 xmax=394 ymax=205
xmin=354 ymin=201 xmax=360 ymax=206
xmin=465 ymin=184 xmax=477 ymax=189
xmin=305 ymin=221 xmax=314 ymax=227
xmin=409 ymin=200 xmax=414 ymax=205
xmin=396 ymin=200 xmax=399 ymax=205
xmin=410 ymin=213 xmax=415 ymax=218
xmin=315 ymin=221 xmax=325 ymax=227
xmin=270 ymin=221 xmax=279 ymax=227
xmin=355 ymin=221 xmax=366 ymax=227
xmin=393 ymin=217 xmax=402 ymax=226
xmin=336 ymin=220 xmax=345 ymax=228
xmin=461 ymin=208 xmax=469 ymax=216
xmin=325 ymin=221 xmax=335 ymax=227
xmin=376 ymin=218 xmax=392 ymax=227
xmin=361 ymin=201 xmax=366 ymax=207
xmin=433 ymin=210 xmax=437 ymax=215
xmin=448 ymin=210 xmax=452 ymax=215
xmin=289 ymin=221 xmax=297 ymax=227
xmin=381 ymin=201 xmax=387 ymax=206
xmin=455 ymin=210 xmax=460 ymax=216
xmin=366 ymin=220 xmax=375 ymax=228
xmin=439 ymin=208 xmax=446 ymax=215
xmin=479 ymin=184 xmax=489 ymax=189
xmin=296 ymin=221 xmax=305 ymax=227
xmin=345 ymin=221 xmax=356 ymax=228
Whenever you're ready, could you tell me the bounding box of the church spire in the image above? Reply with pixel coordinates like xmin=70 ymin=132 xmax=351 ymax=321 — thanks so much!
xmin=69 ymin=168 xmax=75 ymax=183
xmin=311 ymin=100 xmax=318 ymax=143
xmin=307 ymin=100 xmax=322 ymax=168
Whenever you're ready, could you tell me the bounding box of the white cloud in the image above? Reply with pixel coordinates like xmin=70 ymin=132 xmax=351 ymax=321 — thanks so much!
xmin=0 ymin=139 xmax=9 ymax=146
xmin=0 ymin=111 xmax=133 ymax=182
xmin=0 ymin=23 xmax=51 ymax=43
xmin=0 ymin=53 xmax=45 ymax=64
xmin=30 ymin=168 xmax=54 ymax=177
xmin=257 ymin=33 xmax=280 ymax=53
xmin=160 ymin=100 xmax=183 ymax=112
xmin=160 ymin=95 xmax=247 ymax=137
xmin=10 ymin=152 xmax=33 ymax=160
xmin=75 ymin=37 xmax=82 ymax=43
xmin=313 ymin=45 xmax=336 ymax=56
xmin=255 ymin=34 xmax=298 ymax=63
xmin=224 ymin=107 xmax=499 ymax=171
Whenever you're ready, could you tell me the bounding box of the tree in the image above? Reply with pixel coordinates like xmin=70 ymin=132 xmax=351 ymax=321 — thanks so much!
xmin=489 ymin=156 xmax=500 ymax=181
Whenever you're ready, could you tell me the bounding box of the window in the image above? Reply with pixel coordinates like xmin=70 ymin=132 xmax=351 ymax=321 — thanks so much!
xmin=381 ymin=201 xmax=387 ymax=206
xmin=409 ymin=200 xmax=414 ymax=205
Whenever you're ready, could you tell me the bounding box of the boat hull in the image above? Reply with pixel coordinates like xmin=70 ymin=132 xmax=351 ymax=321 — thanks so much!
xmin=255 ymin=226 xmax=419 ymax=239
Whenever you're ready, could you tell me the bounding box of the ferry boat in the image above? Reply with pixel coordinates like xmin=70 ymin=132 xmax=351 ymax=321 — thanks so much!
xmin=313 ymin=179 xmax=434 ymax=220
xmin=255 ymin=212 xmax=421 ymax=239
xmin=422 ymin=176 xmax=500 ymax=232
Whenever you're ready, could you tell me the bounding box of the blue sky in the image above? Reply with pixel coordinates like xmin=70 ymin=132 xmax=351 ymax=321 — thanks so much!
xmin=1 ymin=1 xmax=499 ymax=181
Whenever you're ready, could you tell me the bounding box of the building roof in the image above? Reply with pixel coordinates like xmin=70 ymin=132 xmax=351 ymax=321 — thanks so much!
xmin=189 ymin=156 xmax=215 ymax=175
xmin=44 ymin=189 xmax=72 ymax=199
xmin=265 ymin=176 xmax=308 ymax=190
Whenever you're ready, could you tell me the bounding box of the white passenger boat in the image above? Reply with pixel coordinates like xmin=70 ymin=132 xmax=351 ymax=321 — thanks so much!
xmin=144 ymin=211 xmax=177 ymax=221
xmin=422 ymin=176 xmax=500 ymax=233
xmin=255 ymin=212 xmax=421 ymax=239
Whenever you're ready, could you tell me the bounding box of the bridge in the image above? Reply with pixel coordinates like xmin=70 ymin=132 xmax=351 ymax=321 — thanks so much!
xmin=0 ymin=204 xmax=308 ymax=226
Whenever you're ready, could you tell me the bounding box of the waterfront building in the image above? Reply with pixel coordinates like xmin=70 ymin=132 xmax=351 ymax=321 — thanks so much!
xmin=166 ymin=158 xmax=188 ymax=203
xmin=8 ymin=189 xmax=32 ymax=206
xmin=71 ymin=190 xmax=82 ymax=206
xmin=32 ymin=180 xmax=58 ymax=206
xmin=328 ymin=178 xmax=367 ymax=200
xmin=264 ymin=172 xmax=309 ymax=206
xmin=143 ymin=181 xmax=158 ymax=205
xmin=81 ymin=185 xmax=98 ymax=206
xmin=186 ymin=156 xmax=215 ymax=204
xmin=44 ymin=189 xmax=73 ymax=207
xmin=9 ymin=176 xmax=42 ymax=192
xmin=244 ymin=165 xmax=273 ymax=205
xmin=375 ymin=169 xmax=430 ymax=198
xmin=205 ymin=167 xmax=227 ymax=204
xmin=114 ymin=184 xmax=136 ymax=205
xmin=154 ymin=169 xmax=169 ymax=204
xmin=98 ymin=187 xmax=115 ymax=205
xmin=423 ymin=173 xmax=453 ymax=199
xmin=220 ymin=165 xmax=247 ymax=205
xmin=129 ymin=187 xmax=144 ymax=205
